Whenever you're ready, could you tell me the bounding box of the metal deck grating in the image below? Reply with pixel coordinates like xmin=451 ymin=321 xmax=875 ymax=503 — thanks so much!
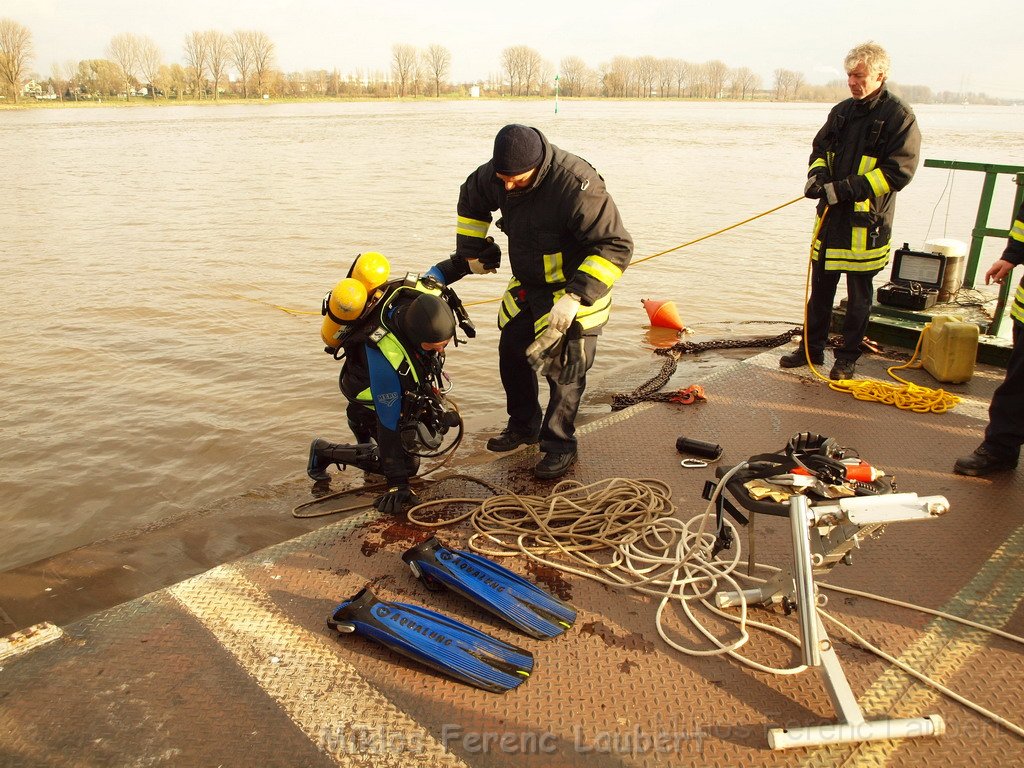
xmin=1 ymin=349 xmax=1022 ymax=767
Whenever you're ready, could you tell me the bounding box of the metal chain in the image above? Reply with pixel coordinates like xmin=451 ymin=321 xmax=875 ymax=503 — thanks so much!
xmin=611 ymin=328 xmax=802 ymax=410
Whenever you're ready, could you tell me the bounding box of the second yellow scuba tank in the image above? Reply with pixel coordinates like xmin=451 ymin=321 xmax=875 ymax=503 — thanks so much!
xmin=320 ymin=253 xmax=392 ymax=350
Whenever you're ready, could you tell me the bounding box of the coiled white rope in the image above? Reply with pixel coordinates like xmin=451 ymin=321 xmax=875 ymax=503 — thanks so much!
xmin=408 ymin=472 xmax=1024 ymax=738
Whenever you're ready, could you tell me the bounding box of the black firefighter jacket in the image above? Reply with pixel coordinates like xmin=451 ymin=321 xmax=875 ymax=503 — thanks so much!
xmin=809 ymin=85 xmax=921 ymax=273
xmin=445 ymin=128 xmax=633 ymax=335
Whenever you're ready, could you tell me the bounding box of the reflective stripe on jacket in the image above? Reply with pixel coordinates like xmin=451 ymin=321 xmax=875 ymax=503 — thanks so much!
xmin=1005 ymin=201 xmax=1024 ymax=325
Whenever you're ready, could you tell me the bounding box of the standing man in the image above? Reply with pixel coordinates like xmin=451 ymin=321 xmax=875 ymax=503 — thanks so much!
xmin=781 ymin=42 xmax=921 ymax=380
xmin=954 ymin=201 xmax=1024 ymax=476
xmin=427 ymin=124 xmax=632 ymax=479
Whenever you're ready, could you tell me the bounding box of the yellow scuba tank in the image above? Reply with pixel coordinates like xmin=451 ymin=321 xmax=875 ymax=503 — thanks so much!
xmin=351 ymin=251 xmax=390 ymax=292
xmin=320 ymin=253 xmax=392 ymax=350
xmin=321 ymin=278 xmax=368 ymax=348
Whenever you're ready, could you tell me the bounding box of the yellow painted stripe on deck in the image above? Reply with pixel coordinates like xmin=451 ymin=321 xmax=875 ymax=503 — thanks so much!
xmin=801 ymin=523 xmax=1024 ymax=767
xmin=170 ymin=566 xmax=468 ymax=768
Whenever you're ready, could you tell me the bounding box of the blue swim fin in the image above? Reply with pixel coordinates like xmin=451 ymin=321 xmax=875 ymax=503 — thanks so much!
xmin=328 ymin=586 xmax=533 ymax=693
xmin=402 ymin=537 xmax=576 ymax=640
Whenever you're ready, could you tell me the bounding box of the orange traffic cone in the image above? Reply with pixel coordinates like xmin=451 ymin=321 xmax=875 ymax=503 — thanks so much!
xmin=642 ymin=299 xmax=684 ymax=331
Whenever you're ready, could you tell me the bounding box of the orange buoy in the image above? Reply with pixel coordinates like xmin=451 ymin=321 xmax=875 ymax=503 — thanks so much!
xmin=642 ymin=298 xmax=684 ymax=331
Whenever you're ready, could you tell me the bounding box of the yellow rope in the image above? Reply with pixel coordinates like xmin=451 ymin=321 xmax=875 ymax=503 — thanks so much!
xmin=796 ymin=209 xmax=961 ymax=414
xmin=227 ymin=292 xmax=320 ymax=316
xmin=249 ymin=197 xmax=807 ymax=313
xmin=462 ymin=196 xmax=805 ymax=307
xmin=630 ymin=195 xmax=804 ymax=266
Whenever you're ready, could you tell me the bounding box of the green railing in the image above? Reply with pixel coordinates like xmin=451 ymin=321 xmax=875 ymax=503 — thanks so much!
xmin=923 ymin=159 xmax=1024 ymax=335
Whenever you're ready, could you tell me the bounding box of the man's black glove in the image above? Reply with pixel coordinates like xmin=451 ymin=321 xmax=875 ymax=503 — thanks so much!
xmin=804 ymin=175 xmax=826 ymax=199
xmin=822 ymin=178 xmax=855 ymax=206
xmin=478 ymin=238 xmax=501 ymax=271
xmin=374 ymin=484 xmax=420 ymax=515
xmin=557 ymin=323 xmax=586 ymax=385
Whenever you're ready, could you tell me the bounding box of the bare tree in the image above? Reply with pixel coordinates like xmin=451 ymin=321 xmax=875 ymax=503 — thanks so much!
xmin=391 ymin=44 xmax=417 ymax=97
xmin=499 ymin=47 xmax=521 ymax=96
xmin=704 ymin=59 xmax=729 ymax=99
xmin=422 ymin=44 xmax=451 ymax=97
xmin=49 ymin=61 xmax=65 ymax=102
xmin=657 ymin=58 xmax=674 ymax=98
xmin=634 ymin=55 xmax=659 ymax=97
xmin=204 ymin=30 xmax=229 ymax=100
xmin=78 ymin=58 xmax=121 ymax=99
xmin=107 ymin=33 xmax=140 ymax=98
xmin=790 ymin=71 xmax=806 ymax=100
xmin=137 ymin=36 xmax=162 ymax=98
xmin=520 ymin=46 xmax=542 ymax=95
xmin=500 ymin=45 xmax=542 ymax=95
xmin=601 ymin=56 xmax=634 ymax=98
xmin=729 ymin=66 xmax=760 ymax=100
xmin=773 ymin=68 xmax=804 ymax=100
xmin=250 ymin=31 xmax=274 ymax=98
xmin=559 ymin=55 xmax=590 ymax=97
xmin=161 ymin=62 xmax=188 ymax=99
xmin=228 ymin=31 xmax=253 ymax=98
xmin=183 ymin=31 xmax=208 ymax=98
xmin=62 ymin=59 xmax=79 ymax=100
xmin=0 ymin=18 xmax=33 ymax=102
xmin=668 ymin=58 xmax=690 ymax=97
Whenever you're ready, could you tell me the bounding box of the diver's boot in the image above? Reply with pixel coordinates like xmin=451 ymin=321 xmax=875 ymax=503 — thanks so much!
xmin=307 ymin=438 xmax=333 ymax=482
xmin=307 ymin=438 xmax=381 ymax=481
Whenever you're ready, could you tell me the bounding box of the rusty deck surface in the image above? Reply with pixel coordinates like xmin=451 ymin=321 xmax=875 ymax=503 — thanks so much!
xmin=2 ymin=346 xmax=1022 ymax=768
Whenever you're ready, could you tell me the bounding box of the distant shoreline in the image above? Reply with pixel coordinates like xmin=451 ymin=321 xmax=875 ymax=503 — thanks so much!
xmin=0 ymin=95 xmax=840 ymax=111
xmin=3 ymin=95 xmax=1016 ymax=112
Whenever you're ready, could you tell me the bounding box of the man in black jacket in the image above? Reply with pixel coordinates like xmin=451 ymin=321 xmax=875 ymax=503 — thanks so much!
xmin=954 ymin=200 xmax=1024 ymax=476
xmin=782 ymin=42 xmax=921 ymax=381
xmin=427 ymin=124 xmax=632 ymax=479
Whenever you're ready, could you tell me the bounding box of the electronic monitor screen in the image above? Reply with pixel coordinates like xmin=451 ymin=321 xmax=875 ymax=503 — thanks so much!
xmin=895 ymin=253 xmax=942 ymax=285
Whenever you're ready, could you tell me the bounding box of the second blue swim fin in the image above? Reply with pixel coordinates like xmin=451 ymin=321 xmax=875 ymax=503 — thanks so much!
xmin=402 ymin=536 xmax=576 ymax=639
xmin=328 ymin=586 xmax=533 ymax=693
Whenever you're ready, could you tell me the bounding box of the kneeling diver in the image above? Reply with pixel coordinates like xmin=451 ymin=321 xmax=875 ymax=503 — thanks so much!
xmin=308 ymin=259 xmax=471 ymax=515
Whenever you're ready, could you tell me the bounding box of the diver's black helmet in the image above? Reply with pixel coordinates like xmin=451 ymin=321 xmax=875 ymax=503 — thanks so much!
xmin=398 ymin=293 xmax=456 ymax=347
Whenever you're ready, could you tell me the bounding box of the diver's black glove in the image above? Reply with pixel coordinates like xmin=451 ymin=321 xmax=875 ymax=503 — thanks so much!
xmin=557 ymin=323 xmax=586 ymax=384
xmin=374 ymin=484 xmax=420 ymax=515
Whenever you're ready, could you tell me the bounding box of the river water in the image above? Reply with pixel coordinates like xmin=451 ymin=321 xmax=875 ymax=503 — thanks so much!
xmin=2 ymin=99 xmax=1023 ymax=570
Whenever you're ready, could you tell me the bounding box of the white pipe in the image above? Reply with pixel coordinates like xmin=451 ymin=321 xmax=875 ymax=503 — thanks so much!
xmin=768 ymin=715 xmax=945 ymax=750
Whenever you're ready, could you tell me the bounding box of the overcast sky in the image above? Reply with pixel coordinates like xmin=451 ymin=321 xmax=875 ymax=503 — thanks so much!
xmin=12 ymin=0 xmax=1024 ymax=98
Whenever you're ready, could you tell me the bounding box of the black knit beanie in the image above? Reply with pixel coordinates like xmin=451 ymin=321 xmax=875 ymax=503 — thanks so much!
xmin=398 ymin=294 xmax=456 ymax=346
xmin=492 ymin=124 xmax=543 ymax=175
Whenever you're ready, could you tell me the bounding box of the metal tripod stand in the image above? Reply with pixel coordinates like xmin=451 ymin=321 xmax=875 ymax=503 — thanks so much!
xmin=715 ymin=492 xmax=949 ymax=750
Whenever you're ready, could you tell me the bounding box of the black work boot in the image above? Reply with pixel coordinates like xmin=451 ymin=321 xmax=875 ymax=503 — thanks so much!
xmin=829 ymin=359 xmax=856 ymax=381
xmin=486 ymin=426 xmax=540 ymax=452
xmin=953 ymin=446 xmax=1018 ymax=477
xmin=307 ymin=438 xmax=332 ymax=482
xmin=534 ymin=450 xmax=578 ymax=480
xmin=780 ymin=349 xmax=824 ymax=368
